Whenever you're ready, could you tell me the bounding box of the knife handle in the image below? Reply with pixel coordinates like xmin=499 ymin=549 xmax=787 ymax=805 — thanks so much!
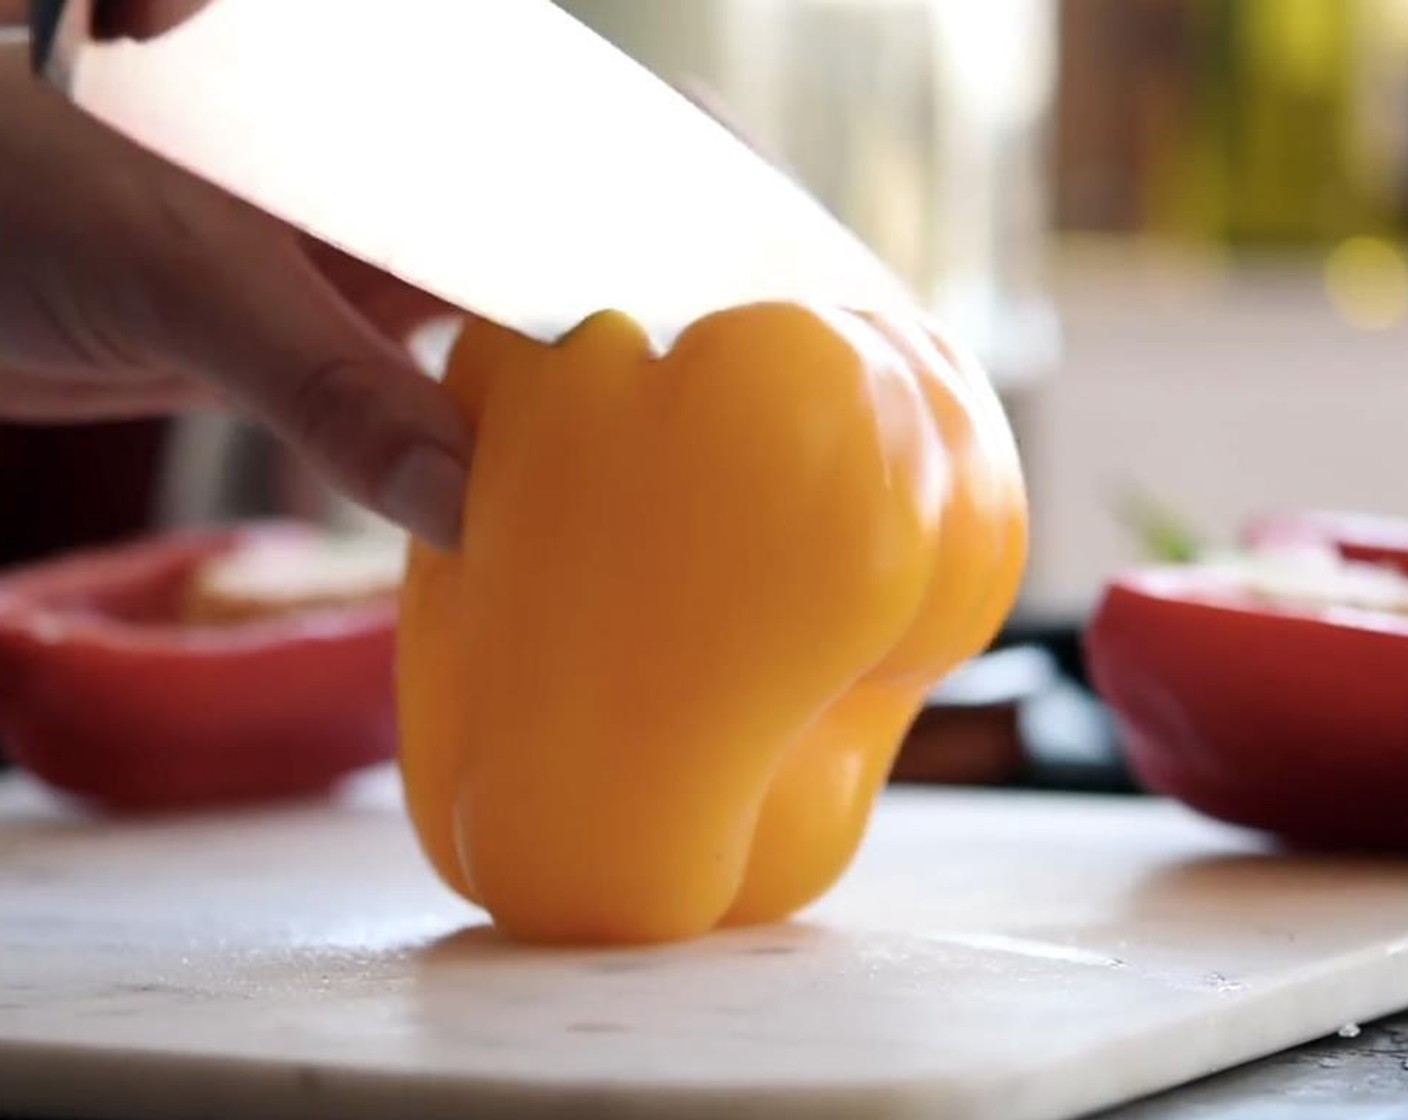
xmin=26 ymin=0 xmax=84 ymax=78
xmin=28 ymin=0 xmax=202 ymax=78
xmin=27 ymin=0 xmax=66 ymax=72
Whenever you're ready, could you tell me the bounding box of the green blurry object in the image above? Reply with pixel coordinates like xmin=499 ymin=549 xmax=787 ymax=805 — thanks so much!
xmin=1115 ymin=486 xmax=1205 ymax=564
xmin=1157 ymin=0 xmax=1407 ymax=248
xmin=1202 ymin=0 xmax=1357 ymax=246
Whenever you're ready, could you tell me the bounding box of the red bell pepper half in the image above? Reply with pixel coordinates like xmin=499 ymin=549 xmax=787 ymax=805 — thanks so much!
xmin=1241 ymin=509 xmax=1408 ymax=575
xmin=0 ymin=522 xmax=398 ymax=812
xmin=1085 ymin=553 xmax=1408 ymax=850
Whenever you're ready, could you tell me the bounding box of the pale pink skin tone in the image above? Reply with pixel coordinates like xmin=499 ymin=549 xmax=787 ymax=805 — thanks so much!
xmin=0 ymin=0 xmax=468 ymax=550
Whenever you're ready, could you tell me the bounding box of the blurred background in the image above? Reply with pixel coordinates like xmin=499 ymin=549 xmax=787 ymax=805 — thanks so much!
xmin=546 ymin=0 xmax=1408 ymax=621
xmin=6 ymin=0 xmax=1408 ymax=787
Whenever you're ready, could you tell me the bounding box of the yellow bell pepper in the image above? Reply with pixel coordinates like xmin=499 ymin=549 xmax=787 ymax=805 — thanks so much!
xmin=397 ymin=302 xmax=1027 ymax=945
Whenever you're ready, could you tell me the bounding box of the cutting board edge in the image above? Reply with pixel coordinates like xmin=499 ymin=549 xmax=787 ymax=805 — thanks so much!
xmin=4 ymin=956 xmax=1408 ymax=1120
xmin=1024 ymin=949 xmax=1408 ymax=1120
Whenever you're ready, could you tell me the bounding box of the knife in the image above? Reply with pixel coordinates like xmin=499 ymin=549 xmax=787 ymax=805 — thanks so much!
xmin=28 ymin=0 xmax=912 ymax=336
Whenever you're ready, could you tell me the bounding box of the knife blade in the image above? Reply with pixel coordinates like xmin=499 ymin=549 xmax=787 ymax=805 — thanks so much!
xmin=30 ymin=0 xmax=912 ymax=335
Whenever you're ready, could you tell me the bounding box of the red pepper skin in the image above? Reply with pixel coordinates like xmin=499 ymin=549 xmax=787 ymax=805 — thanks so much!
xmin=1242 ymin=509 xmax=1408 ymax=575
xmin=0 ymin=523 xmax=396 ymax=812
xmin=1084 ymin=566 xmax=1408 ymax=851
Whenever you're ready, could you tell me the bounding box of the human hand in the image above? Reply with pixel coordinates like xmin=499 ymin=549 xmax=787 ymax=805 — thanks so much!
xmin=0 ymin=7 xmax=468 ymax=549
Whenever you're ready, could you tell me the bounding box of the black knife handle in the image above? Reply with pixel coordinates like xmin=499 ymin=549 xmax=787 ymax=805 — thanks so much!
xmin=26 ymin=0 xmax=67 ymax=73
xmin=31 ymin=0 xmax=209 ymax=73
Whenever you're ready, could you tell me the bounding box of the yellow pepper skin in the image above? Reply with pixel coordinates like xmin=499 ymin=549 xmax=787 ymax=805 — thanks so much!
xmin=397 ymin=302 xmax=1027 ymax=945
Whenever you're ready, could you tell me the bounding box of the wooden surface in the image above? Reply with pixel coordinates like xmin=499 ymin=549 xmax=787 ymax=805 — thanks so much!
xmin=2 ymin=769 xmax=1408 ymax=1120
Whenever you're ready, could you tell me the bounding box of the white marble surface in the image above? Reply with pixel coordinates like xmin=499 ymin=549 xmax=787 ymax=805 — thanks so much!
xmin=1 ymin=769 xmax=1407 ymax=1120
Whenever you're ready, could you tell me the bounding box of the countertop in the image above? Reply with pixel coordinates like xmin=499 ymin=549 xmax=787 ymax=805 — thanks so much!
xmin=1102 ymin=1013 xmax=1408 ymax=1118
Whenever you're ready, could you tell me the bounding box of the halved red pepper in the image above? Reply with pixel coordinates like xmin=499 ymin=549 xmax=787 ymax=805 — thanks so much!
xmin=1085 ymin=554 xmax=1408 ymax=850
xmin=1241 ymin=508 xmax=1408 ymax=575
xmin=0 ymin=522 xmax=398 ymax=811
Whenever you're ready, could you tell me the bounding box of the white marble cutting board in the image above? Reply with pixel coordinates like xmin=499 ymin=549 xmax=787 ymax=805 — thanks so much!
xmin=1 ymin=767 xmax=1407 ymax=1120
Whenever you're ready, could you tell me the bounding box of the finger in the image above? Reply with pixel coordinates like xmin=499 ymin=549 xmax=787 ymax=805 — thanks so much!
xmin=0 ymin=367 xmax=209 ymax=422
xmin=301 ymin=237 xmax=457 ymax=344
xmin=133 ymin=181 xmax=471 ymax=550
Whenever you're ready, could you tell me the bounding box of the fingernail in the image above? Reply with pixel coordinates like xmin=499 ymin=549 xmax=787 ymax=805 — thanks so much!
xmin=380 ymin=444 xmax=467 ymax=551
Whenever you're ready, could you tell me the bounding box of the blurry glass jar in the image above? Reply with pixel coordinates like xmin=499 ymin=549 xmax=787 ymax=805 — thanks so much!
xmin=562 ymin=0 xmax=1061 ymax=387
